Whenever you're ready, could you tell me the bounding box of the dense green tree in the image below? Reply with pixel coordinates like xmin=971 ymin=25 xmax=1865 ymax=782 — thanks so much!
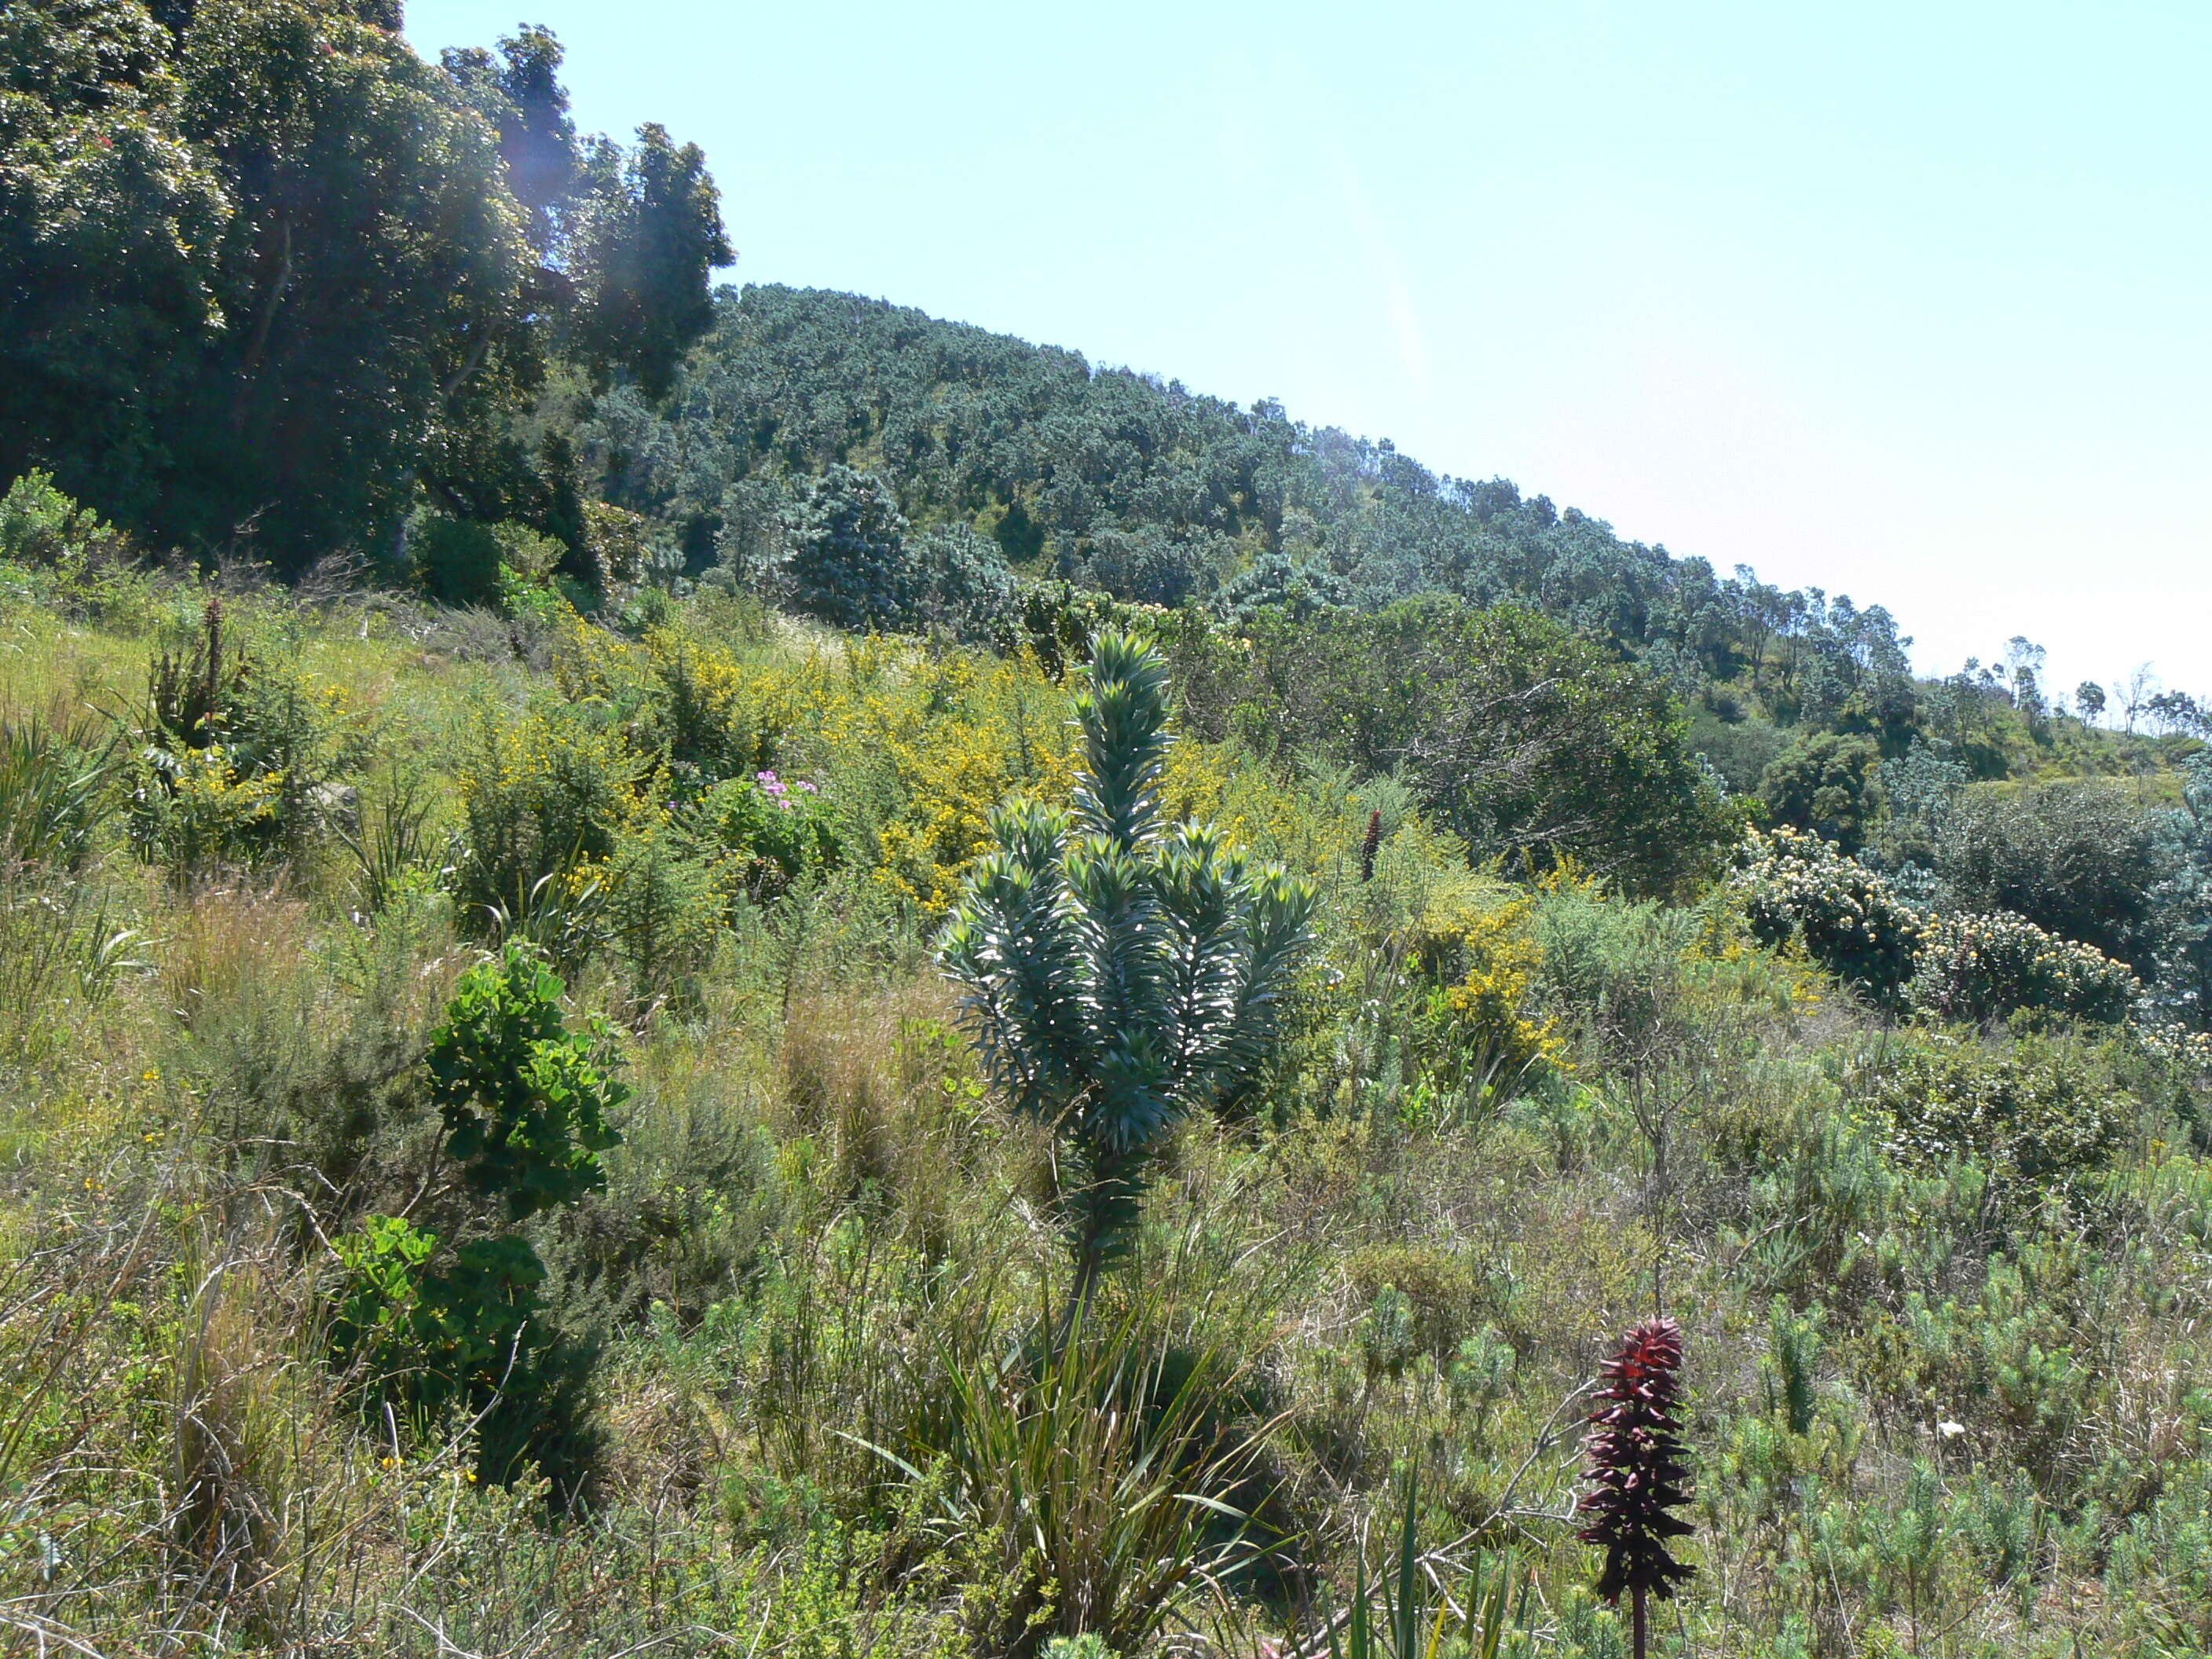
xmin=2150 ymin=753 xmax=2212 ymax=1025
xmin=1759 ymin=733 xmax=1883 ymax=853
xmin=1685 ymin=710 xmax=1783 ymax=797
xmin=162 ymin=0 xmax=532 ymax=559
xmin=0 ymin=0 xmax=226 ymax=521
xmin=1872 ymin=734 xmax=1970 ymax=873
xmin=1 ymin=2 xmax=728 ymax=572
xmin=441 ymin=24 xmax=573 ymax=256
xmin=1215 ymin=551 xmax=1349 ymax=624
xmin=0 ymin=0 xmax=526 ymax=561
xmin=781 ymin=463 xmax=910 ymax=630
xmin=566 ymin=123 xmax=730 ymax=399
xmin=1936 ymin=782 xmax=2166 ymax=973
xmin=1066 ymin=522 xmax=1221 ymax=607
xmin=906 ymin=522 xmax=1018 ymax=641
xmin=1238 ymin=599 xmax=1735 ymax=892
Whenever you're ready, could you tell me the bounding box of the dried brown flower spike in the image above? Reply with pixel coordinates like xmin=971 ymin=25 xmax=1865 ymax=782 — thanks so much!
xmin=1577 ymin=1316 xmax=1695 ymax=1658
xmin=1359 ymin=809 xmax=1382 ymax=883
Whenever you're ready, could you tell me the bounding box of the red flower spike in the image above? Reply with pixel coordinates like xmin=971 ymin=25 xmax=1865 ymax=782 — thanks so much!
xmin=1577 ymin=1317 xmax=1696 ymax=1609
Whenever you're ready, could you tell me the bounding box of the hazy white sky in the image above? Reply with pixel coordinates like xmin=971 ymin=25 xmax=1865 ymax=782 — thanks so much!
xmin=409 ymin=0 xmax=2212 ymax=700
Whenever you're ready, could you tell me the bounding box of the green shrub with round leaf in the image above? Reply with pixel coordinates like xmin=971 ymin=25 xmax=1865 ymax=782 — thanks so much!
xmin=427 ymin=942 xmax=628 ymax=1218
xmin=684 ymin=768 xmax=842 ymax=896
xmin=332 ymin=944 xmax=626 ymax=1499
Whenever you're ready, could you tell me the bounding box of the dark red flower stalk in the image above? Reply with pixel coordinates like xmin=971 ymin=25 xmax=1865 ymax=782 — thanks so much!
xmin=1359 ymin=809 xmax=1382 ymax=883
xmin=1577 ymin=1317 xmax=1694 ymax=1657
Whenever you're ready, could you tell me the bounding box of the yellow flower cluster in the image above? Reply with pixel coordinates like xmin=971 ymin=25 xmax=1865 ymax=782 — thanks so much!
xmin=138 ymin=743 xmax=282 ymax=873
xmin=548 ymin=621 xmax=1087 ymax=910
xmin=811 ymin=650 xmax=1079 ymax=909
xmin=1418 ymin=890 xmax=1566 ymax=1077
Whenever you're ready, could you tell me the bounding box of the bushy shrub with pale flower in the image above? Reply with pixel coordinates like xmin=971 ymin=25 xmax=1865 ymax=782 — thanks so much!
xmin=1907 ymin=909 xmax=2141 ymax=1027
xmin=1733 ymin=825 xmax=1921 ymax=1004
xmin=1736 ymin=826 xmax=2140 ymax=1027
xmin=2135 ymin=1019 xmax=2212 ymax=1077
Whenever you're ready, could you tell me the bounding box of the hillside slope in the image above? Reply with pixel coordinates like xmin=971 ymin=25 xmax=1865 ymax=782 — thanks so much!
xmin=588 ymin=284 xmax=1912 ymax=716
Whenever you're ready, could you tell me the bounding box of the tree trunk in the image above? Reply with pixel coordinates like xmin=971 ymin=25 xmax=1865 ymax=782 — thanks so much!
xmin=1051 ymin=1155 xmax=1127 ymax=1356
xmin=231 ymin=214 xmax=294 ymax=438
xmin=440 ymin=331 xmax=493 ymax=401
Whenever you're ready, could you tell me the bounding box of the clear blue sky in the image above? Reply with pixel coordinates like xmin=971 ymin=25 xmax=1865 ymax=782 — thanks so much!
xmin=408 ymin=0 xmax=2212 ymax=701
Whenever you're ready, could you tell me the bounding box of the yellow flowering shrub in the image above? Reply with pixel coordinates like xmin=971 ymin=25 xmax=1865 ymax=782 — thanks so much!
xmin=452 ymin=701 xmax=655 ymax=920
xmin=1413 ymin=886 xmax=1566 ymax=1082
xmin=811 ymin=650 xmax=1079 ymax=909
xmin=532 ymin=617 xmax=1423 ymax=915
xmin=1157 ymin=741 xmax=1385 ymax=880
xmin=550 ymin=621 xmax=1085 ymax=911
xmin=130 ymin=743 xmax=283 ymax=881
xmin=1156 ymin=736 xmax=1235 ymax=828
xmin=557 ymin=623 xmax=805 ymax=783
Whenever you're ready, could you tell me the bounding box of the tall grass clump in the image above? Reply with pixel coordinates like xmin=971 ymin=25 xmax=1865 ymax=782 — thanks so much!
xmin=1319 ymin=1474 xmax=1536 ymax=1659
xmin=0 ymin=711 xmax=119 ymax=870
xmin=878 ymin=1285 xmax=1282 ymax=1657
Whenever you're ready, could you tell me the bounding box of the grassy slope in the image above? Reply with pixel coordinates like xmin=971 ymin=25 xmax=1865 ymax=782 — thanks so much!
xmin=0 ymin=566 xmax=2208 ymax=1657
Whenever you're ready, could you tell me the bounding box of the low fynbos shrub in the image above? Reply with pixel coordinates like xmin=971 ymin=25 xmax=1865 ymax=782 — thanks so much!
xmin=1736 ymin=826 xmax=2142 ymax=1026
xmin=1906 ymin=909 xmax=2140 ymax=1027
xmin=2135 ymin=1020 xmax=2212 ymax=1080
xmin=1867 ymin=1035 xmax=2130 ymax=1210
xmin=426 ymin=942 xmax=628 ymax=1220
xmin=332 ymin=944 xmax=627 ymax=1499
xmin=683 ymin=769 xmax=842 ymax=897
xmin=1733 ymin=826 xmax=1920 ymax=1003
xmin=569 ymin=625 xmax=791 ymax=786
xmin=603 ymin=824 xmax=723 ymax=1002
xmin=130 ymin=599 xmax=373 ymax=877
xmin=331 ymin=1215 xmax=600 ymax=1499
